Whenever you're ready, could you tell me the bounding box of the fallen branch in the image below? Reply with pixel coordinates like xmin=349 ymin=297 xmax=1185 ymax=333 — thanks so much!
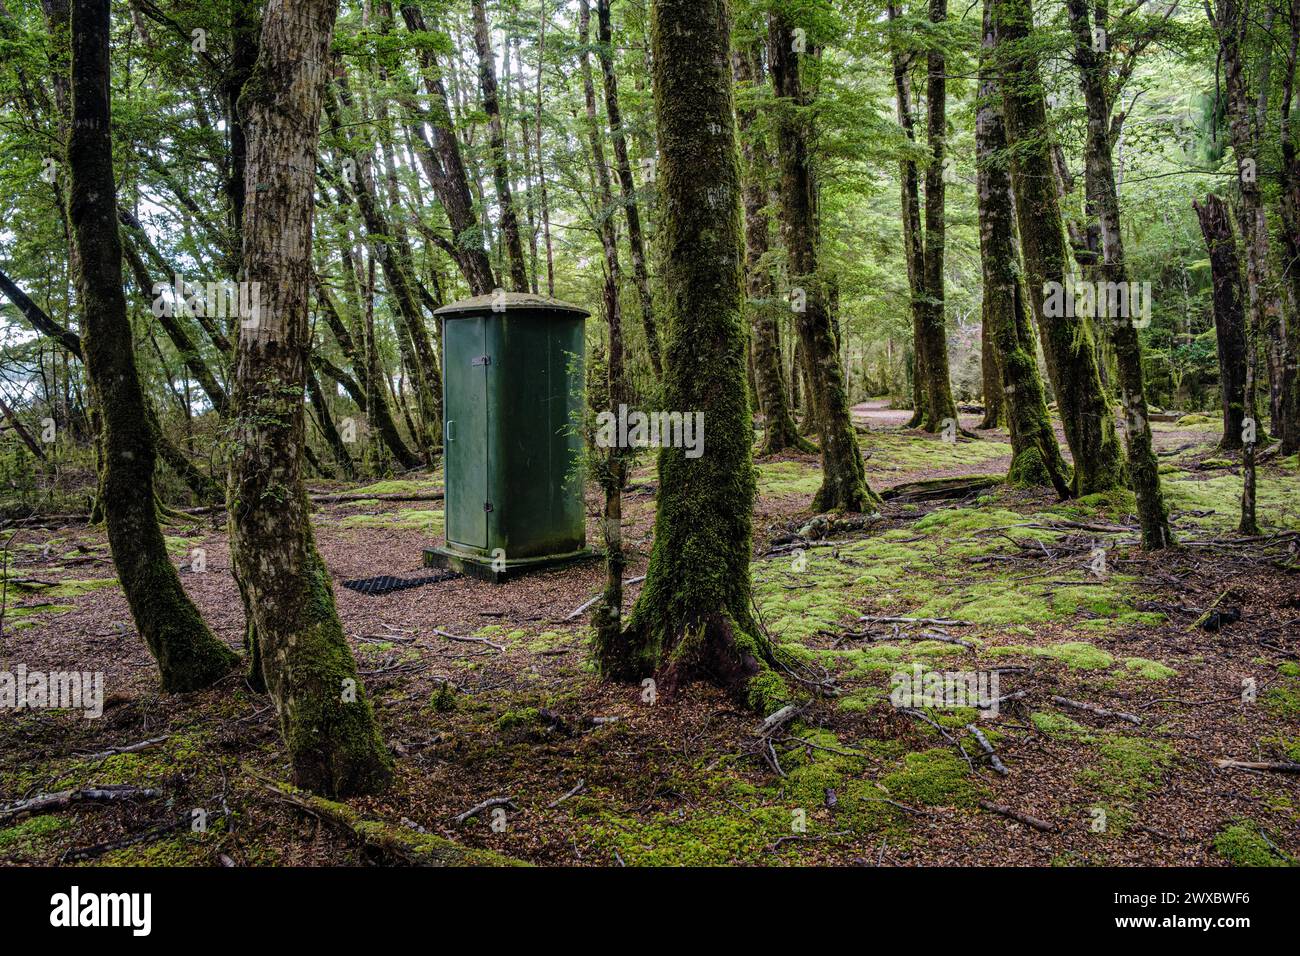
xmin=546 ymin=780 xmax=586 ymax=809
xmin=563 ymin=576 xmax=647 ymax=620
xmin=977 ymin=799 xmax=1058 ymax=832
xmin=454 ymin=796 xmax=518 ymax=824
xmin=758 ymin=703 xmax=801 ymax=736
xmin=77 ymin=735 xmax=171 ymax=763
xmin=1213 ymin=758 xmax=1300 ymax=774
xmin=1050 ymin=695 xmax=1142 ymax=726
xmin=966 ymin=724 xmax=1008 ymax=775
xmin=61 ymin=816 xmax=186 ymax=862
xmin=434 ymin=628 xmax=504 ymax=653
xmin=858 ymin=615 xmax=972 ymax=627
xmin=253 ymin=772 xmax=519 ymax=866
xmin=0 ymin=785 xmax=160 ymax=824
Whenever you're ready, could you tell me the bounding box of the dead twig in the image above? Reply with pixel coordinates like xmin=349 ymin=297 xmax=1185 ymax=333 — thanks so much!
xmin=434 ymin=628 xmax=505 ymax=653
xmin=454 ymin=796 xmax=518 ymax=824
xmin=1050 ymin=694 xmax=1142 ymax=726
xmin=978 ymin=799 xmax=1058 ymax=832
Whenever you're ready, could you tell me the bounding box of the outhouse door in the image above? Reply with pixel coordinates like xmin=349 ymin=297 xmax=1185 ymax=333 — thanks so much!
xmin=444 ymin=316 xmax=489 ymax=550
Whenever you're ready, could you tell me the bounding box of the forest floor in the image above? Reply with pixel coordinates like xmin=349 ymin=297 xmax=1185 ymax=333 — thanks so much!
xmin=1 ymin=401 xmax=1298 ymax=866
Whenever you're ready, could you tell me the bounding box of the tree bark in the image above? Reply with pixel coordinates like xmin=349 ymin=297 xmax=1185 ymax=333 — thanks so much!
xmin=596 ymin=0 xmax=663 ymax=379
xmin=578 ymin=0 xmax=628 ymax=658
xmin=230 ymin=0 xmax=391 ymax=796
xmin=1216 ymin=0 xmax=1293 ymax=451
xmin=1193 ymin=193 xmax=1249 ymax=450
xmin=993 ymin=0 xmax=1126 ymax=496
xmin=976 ymin=0 xmax=1070 ymax=495
xmin=399 ymin=4 xmax=496 ymax=296
xmin=1273 ymin=0 xmax=1300 ymax=454
xmin=596 ymin=0 xmax=783 ymax=711
xmin=470 ymin=0 xmax=528 ymax=292
xmin=918 ymin=0 xmax=960 ymax=433
xmin=734 ymin=43 xmax=805 ymax=455
xmin=769 ymin=13 xmax=876 ymax=512
xmin=1065 ymin=0 xmax=1171 ymax=549
xmin=887 ymin=3 xmax=929 ymax=429
xmin=68 ymin=0 xmax=236 ymax=692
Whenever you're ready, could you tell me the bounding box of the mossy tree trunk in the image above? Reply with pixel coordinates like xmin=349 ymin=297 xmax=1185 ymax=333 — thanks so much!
xmin=578 ymin=0 xmax=627 ymax=657
xmin=594 ymin=0 xmax=784 ymax=711
xmin=887 ymin=3 xmax=929 ymax=430
xmin=978 ymin=314 xmax=1002 ymax=429
xmin=769 ymin=13 xmax=877 ymax=512
xmin=1065 ymin=0 xmax=1171 ymax=549
xmin=1194 ymin=194 xmax=1250 ymax=451
xmin=976 ymin=0 xmax=1070 ymax=495
xmin=734 ymin=43 xmax=806 ymax=456
xmin=1276 ymin=0 xmax=1300 ymax=455
xmin=67 ymin=0 xmax=237 ymax=692
xmin=1216 ymin=0 xmax=1294 ymax=450
xmin=1214 ymin=0 xmax=1272 ymax=532
xmin=230 ymin=0 xmax=391 ymax=797
xmin=993 ymin=0 xmax=1126 ymax=496
xmin=918 ymin=0 xmax=960 ymax=433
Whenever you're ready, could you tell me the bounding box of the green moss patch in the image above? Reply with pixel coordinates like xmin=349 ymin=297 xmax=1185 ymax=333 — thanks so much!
xmin=1213 ymin=822 xmax=1291 ymax=867
xmin=880 ymin=748 xmax=980 ymax=807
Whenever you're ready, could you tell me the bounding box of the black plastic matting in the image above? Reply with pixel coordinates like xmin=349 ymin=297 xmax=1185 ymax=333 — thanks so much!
xmin=340 ymin=571 xmax=462 ymax=596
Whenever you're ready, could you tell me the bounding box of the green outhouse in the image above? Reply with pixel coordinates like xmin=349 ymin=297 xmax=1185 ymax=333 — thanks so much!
xmin=424 ymin=292 xmax=592 ymax=582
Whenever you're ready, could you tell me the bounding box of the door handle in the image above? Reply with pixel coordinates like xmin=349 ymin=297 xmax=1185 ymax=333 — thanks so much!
xmin=446 ymin=420 xmax=454 ymax=442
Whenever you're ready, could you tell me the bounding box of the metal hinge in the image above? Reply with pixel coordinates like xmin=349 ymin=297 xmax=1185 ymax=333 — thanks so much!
xmin=484 ymin=501 xmax=493 ymax=512
xmin=471 ymin=355 xmax=491 ymax=367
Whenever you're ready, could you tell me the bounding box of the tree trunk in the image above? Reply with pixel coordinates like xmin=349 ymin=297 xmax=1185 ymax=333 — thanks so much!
xmin=578 ymin=0 xmax=627 ymax=659
xmin=1217 ymin=0 xmax=1293 ymax=451
xmin=734 ymin=44 xmax=805 ymax=455
xmin=919 ymin=0 xmax=960 ymax=433
xmin=769 ymin=13 xmax=876 ymax=512
xmin=68 ymin=0 xmax=236 ymax=692
xmin=978 ymin=313 xmax=1002 ymax=429
xmin=1273 ymin=0 xmax=1300 ymax=454
xmin=976 ymin=0 xmax=1070 ymax=495
xmin=1193 ymin=194 xmax=1249 ymax=451
xmin=597 ymin=0 xmax=663 ymax=380
xmin=399 ymin=4 xmax=496 ymax=296
xmin=230 ymin=0 xmax=390 ymax=796
xmin=993 ymin=0 xmax=1125 ymax=496
xmin=311 ymin=272 xmax=420 ymax=469
xmin=595 ymin=0 xmax=783 ymax=712
xmin=307 ymin=367 xmax=356 ymax=479
xmin=471 ymin=0 xmax=528 ymax=292
xmin=1065 ymin=0 xmax=1171 ymax=549
xmin=887 ymin=4 xmax=928 ymax=430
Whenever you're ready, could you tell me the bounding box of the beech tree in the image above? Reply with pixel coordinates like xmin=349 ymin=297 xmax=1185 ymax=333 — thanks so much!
xmin=228 ymin=0 xmax=391 ymax=796
xmin=769 ymin=10 xmax=876 ymax=512
xmin=67 ymin=0 xmax=237 ymax=693
xmin=975 ymin=0 xmax=1070 ymax=496
xmin=993 ymin=0 xmax=1126 ymax=497
xmin=595 ymin=0 xmax=784 ymax=710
